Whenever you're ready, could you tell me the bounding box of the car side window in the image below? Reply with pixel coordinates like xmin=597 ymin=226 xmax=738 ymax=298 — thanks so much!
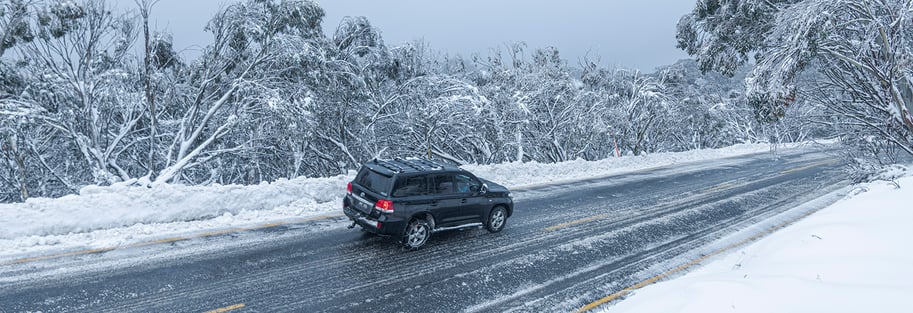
xmin=392 ymin=175 xmax=428 ymax=197
xmin=455 ymin=174 xmax=480 ymax=194
xmin=430 ymin=174 xmax=454 ymax=195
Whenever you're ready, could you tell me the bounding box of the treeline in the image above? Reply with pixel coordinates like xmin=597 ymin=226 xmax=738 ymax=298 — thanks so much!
xmin=678 ymin=0 xmax=913 ymax=174
xmin=0 ymin=0 xmax=819 ymax=202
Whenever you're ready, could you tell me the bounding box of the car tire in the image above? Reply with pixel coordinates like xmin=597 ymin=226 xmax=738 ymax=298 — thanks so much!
xmin=486 ymin=206 xmax=507 ymax=233
xmin=403 ymin=219 xmax=431 ymax=250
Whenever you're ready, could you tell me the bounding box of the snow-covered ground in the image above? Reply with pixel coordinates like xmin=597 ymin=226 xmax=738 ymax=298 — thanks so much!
xmin=0 ymin=143 xmax=809 ymax=262
xmin=602 ymin=165 xmax=912 ymax=313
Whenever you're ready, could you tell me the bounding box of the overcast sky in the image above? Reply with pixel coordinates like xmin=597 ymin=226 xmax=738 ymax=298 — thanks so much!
xmin=131 ymin=0 xmax=695 ymax=72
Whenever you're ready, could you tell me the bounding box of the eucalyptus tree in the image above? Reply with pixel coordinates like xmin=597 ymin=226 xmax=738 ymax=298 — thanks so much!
xmin=471 ymin=44 xmax=603 ymax=163
xmin=678 ymin=0 xmax=913 ymax=159
xmin=1 ymin=0 xmax=35 ymax=201
xmin=386 ymin=73 xmax=489 ymax=165
xmin=154 ymin=0 xmax=327 ymax=184
xmin=312 ymin=15 xmax=392 ymax=172
xmin=13 ymin=0 xmax=143 ymax=185
xmin=468 ymin=42 xmax=536 ymax=163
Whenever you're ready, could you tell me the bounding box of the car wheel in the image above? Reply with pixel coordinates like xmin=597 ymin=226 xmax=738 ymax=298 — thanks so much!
xmin=486 ymin=206 xmax=507 ymax=233
xmin=403 ymin=219 xmax=431 ymax=250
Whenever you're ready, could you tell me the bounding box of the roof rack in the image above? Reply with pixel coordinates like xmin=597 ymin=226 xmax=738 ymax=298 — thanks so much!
xmin=371 ymin=159 xmax=404 ymax=174
xmin=411 ymin=158 xmax=445 ymax=170
xmin=368 ymin=157 xmax=453 ymax=174
xmin=393 ymin=157 xmax=426 ymax=172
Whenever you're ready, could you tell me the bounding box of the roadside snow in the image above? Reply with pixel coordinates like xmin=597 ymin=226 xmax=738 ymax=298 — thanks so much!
xmin=1 ymin=176 xmax=348 ymax=240
xmin=463 ymin=143 xmax=806 ymax=190
xmin=603 ymin=165 xmax=913 ymax=313
xmin=0 ymin=142 xmax=806 ymax=261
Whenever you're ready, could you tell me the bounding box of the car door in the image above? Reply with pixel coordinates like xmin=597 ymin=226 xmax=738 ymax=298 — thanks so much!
xmin=431 ymin=173 xmax=482 ymax=226
xmin=454 ymin=173 xmax=486 ymax=222
xmin=425 ymin=173 xmax=462 ymax=226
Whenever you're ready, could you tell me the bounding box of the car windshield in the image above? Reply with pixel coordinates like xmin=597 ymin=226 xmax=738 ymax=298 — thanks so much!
xmin=354 ymin=167 xmax=393 ymax=196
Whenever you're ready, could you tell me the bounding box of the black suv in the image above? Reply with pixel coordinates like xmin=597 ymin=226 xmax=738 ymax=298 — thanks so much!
xmin=343 ymin=158 xmax=513 ymax=249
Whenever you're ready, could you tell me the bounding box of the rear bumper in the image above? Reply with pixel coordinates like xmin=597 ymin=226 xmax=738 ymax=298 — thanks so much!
xmin=343 ymin=201 xmax=407 ymax=236
xmin=345 ymin=206 xmax=380 ymax=229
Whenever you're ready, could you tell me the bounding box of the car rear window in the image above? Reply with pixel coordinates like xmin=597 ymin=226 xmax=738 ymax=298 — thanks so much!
xmin=355 ymin=167 xmax=393 ymax=196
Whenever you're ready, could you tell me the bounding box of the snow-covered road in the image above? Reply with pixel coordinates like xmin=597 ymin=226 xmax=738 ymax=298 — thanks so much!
xmin=0 ymin=146 xmax=851 ymax=312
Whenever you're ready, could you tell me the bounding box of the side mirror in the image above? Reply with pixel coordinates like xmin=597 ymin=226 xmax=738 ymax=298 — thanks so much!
xmin=480 ymin=183 xmax=489 ymax=194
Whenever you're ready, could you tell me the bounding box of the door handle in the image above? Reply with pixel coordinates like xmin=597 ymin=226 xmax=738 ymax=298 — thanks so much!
xmin=460 ymin=199 xmax=467 ymax=204
xmin=430 ymin=201 xmax=438 ymax=206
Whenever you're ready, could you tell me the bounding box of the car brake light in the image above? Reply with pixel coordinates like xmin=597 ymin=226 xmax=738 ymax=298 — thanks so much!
xmin=375 ymin=199 xmax=394 ymax=213
xmin=347 ymin=182 xmax=352 ymax=194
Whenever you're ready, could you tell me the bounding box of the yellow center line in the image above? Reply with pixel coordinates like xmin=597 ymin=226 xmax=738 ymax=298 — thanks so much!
xmin=546 ymin=160 xmax=838 ymax=234
xmin=8 ymin=247 xmax=117 ymax=264
xmin=549 ymin=179 xmax=749 ymax=232
xmin=204 ymin=303 xmax=245 ymax=313
xmin=545 ymin=213 xmax=610 ymax=231
xmin=195 ymin=228 xmax=247 ymax=238
xmin=143 ymin=236 xmax=190 ymax=245
xmin=549 ymin=179 xmax=747 ymax=232
xmin=576 ymin=201 xmax=828 ymax=312
xmin=701 ymin=181 xmax=743 ymax=194
xmin=2 ymin=213 xmax=345 ymax=266
xmin=779 ymin=160 xmax=835 ymax=175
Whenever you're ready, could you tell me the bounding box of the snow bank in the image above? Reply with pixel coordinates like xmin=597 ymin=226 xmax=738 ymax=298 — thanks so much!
xmin=464 ymin=142 xmax=801 ymax=189
xmin=0 ymin=175 xmax=350 ymax=239
xmin=0 ymin=142 xmax=805 ymax=259
xmin=604 ymin=166 xmax=913 ymax=313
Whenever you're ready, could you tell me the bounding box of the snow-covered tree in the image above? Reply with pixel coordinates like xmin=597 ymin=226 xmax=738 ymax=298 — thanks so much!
xmin=657 ymin=59 xmax=765 ymax=149
xmin=154 ymin=0 xmax=326 ymax=184
xmin=13 ymin=0 xmax=143 ymax=185
xmin=2 ymin=0 xmax=848 ymax=202
xmin=469 ymin=44 xmax=609 ymax=162
xmin=611 ymin=69 xmax=670 ymax=155
xmin=387 ymin=74 xmax=489 ymax=164
xmin=469 ymin=42 xmax=537 ymax=162
xmin=678 ymin=0 xmax=913 ymax=158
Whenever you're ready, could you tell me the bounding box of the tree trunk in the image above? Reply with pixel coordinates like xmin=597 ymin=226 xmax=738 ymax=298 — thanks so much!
xmin=5 ymin=134 xmax=28 ymax=201
xmin=139 ymin=0 xmax=158 ymax=178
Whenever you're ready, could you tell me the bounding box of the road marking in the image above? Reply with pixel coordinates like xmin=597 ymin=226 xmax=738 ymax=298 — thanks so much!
xmin=545 ymin=213 xmax=610 ymax=231
xmin=576 ymin=200 xmax=830 ymax=312
xmin=546 ymin=160 xmax=836 ymax=233
xmin=2 ymin=213 xmax=344 ymax=266
xmin=702 ymin=160 xmax=836 ymax=194
xmin=701 ymin=181 xmax=743 ymax=194
xmin=204 ymin=303 xmax=245 ymax=313
xmin=195 ymin=228 xmax=246 ymax=238
xmin=144 ymin=236 xmax=190 ymax=245
xmin=549 ymin=179 xmax=755 ymax=232
xmin=6 ymin=247 xmax=117 ymax=265
xmin=779 ymin=160 xmax=834 ymax=175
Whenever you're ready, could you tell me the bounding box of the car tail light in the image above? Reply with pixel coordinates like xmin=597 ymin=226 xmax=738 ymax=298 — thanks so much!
xmin=375 ymin=199 xmax=394 ymax=213
xmin=376 ymin=222 xmax=382 ymax=229
xmin=347 ymin=182 xmax=352 ymax=194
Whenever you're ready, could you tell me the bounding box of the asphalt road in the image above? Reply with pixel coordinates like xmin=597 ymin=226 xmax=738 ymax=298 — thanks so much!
xmin=0 ymin=148 xmax=850 ymax=313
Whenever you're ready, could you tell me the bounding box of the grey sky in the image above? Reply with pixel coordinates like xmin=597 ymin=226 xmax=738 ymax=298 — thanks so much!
xmin=133 ymin=0 xmax=694 ymax=72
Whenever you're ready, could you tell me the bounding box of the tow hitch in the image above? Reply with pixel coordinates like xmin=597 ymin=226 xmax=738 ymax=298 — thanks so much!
xmin=347 ymin=221 xmax=357 ymax=229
